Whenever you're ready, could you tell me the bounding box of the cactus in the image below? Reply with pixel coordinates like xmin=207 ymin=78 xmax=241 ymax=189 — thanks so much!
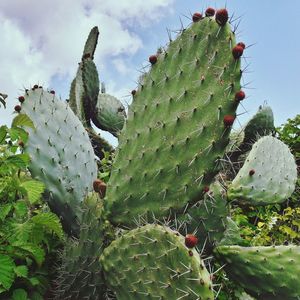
xmin=228 ymin=136 xmax=297 ymax=205
xmin=18 ymin=88 xmax=97 ymax=235
xmin=9 ymin=6 xmax=300 ymax=300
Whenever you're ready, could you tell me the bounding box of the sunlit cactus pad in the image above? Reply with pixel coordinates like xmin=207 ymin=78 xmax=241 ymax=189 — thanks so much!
xmin=215 ymin=245 xmax=300 ymax=299
xmin=100 ymin=224 xmax=214 ymax=300
xmin=228 ymin=136 xmax=297 ymax=205
xmin=105 ymin=15 xmax=242 ymax=226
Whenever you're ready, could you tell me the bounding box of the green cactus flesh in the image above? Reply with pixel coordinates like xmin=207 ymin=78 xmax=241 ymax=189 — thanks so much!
xmin=82 ymin=26 xmax=99 ymax=59
xmin=100 ymin=224 xmax=214 ymax=300
xmin=54 ymin=193 xmax=112 ymax=299
xmin=215 ymin=245 xmax=300 ymax=299
xmin=243 ymin=104 xmax=274 ymax=145
xmin=91 ymin=90 xmax=126 ymax=137
xmin=21 ymin=88 xmax=97 ymax=235
xmin=183 ymin=181 xmax=229 ymax=251
xmin=227 ymin=136 xmax=297 ymax=205
xmin=105 ymin=15 xmax=242 ymax=226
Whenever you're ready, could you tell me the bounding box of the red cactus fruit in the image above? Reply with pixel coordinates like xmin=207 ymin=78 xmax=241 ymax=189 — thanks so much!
xmin=205 ymin=7 xmax=215 ymax=17
xmin=18 ymin=96 xmax=25 ymax=103
xmin=93 ymin=179 xmax=107 ymax=198
xmin=149 ymin=55 xmax=158 ymax=65
xmin=50 ymin=90 xmax=55 ymax=95
xmin=216 ymin=8 xmax=228 ymax=26
xmin=18 ymin=140 xmax=24 ymax=148
xmin=223 ymin=115 xmax=235 ymax=126
xmin=185 ymin=234 xmax=198 ymax=248
xmin=14 ymin=105 xmax=21 ymax=112
xmin=131 ymin=90 xmax=136 ymax=96
xmin=232 ymin=45 xmax=244 ymax=59
xmin=237 ymin=42 xmax=246 ymax=49
xmin=235 ymin=90 xmax=245 ymax=101
xmin=192 ymin=12 xmax=203 ymax=22
xmin=203 ymin=186 xmax=210 ymax=193
xmin=249 ymin=169 xmax=255 ymax=176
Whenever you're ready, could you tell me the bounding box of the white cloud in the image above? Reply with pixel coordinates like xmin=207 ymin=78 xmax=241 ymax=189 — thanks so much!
xmin=0 ymin=0 xmax=175 ymax=126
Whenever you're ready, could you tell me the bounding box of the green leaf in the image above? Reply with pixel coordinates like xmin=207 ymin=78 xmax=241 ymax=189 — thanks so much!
xmin=12 ymin=114 xmax=34 ymax=129
xmin=21 ymin=180 xmax=45 ymax=204
xmin=0 ymin=204 xmax=12 ymax=221
xmin=13 ymin=201 xmax=28 ymax=218
xmin=0 ymin=126 xmax=7 ymax=144
xmin=12 ymin=288 xmax=28 ymax=300
xmin=29 ymin=277 xmax=40 ymax=286
xmin=13 ymin=244 xmax=45 ymax=266
xmin=6 ymin=154 xmax=30 ymax=169
xmin=31 ymin=212 xmax=64 ymax=240
xmin=14 ymin=265 xmax=28 ymax=278
xmin=0 ymin=255 xmax=16 ymax=290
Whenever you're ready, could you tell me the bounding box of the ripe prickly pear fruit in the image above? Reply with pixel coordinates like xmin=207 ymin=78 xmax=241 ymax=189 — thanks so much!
xmin=185 ymin=234 xmax=198 ymax=248
xmin=216 ymin=8 xmax=229 ymax=26
xmin=237 ymin=42 xmax=246 ymax=49
xmin=192 ymin=12 xmax=202 ymax=22
xmin=224 ymin=115 xmax=235 ymax=126
xmin=235 ymin=90 xmax=246 ymax=101
xmin=14 ymin=105 xmax=21 ymax=112
xmin=232 ymin=45 xmax=244 ymax=59
xmin=93 ymin=179 xmax=106 ymax=198
xmin=149 ymin=55 xmax=157 ymax=65
xmin=205 ymin=7 xmax=215 ymax=17
xmin=18 ymin=96 xmax=25 ymax=103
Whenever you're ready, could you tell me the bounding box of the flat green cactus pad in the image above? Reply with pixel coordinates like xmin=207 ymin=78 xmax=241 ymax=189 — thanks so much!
xmin=228 ymin=136 xmax=297 ymax=205
xmin=215 ymin=245 xmax=300 ymax=299
xmin=105 ymin=15 xmax=242 ymax=226
xmin=100 ymin=224 xmax=214 ymax=300
xmin=20 ymin=88 xmax=97 ymax=234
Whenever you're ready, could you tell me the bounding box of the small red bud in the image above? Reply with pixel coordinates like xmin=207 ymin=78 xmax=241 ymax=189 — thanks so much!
xmin=249 ymin=169 xmax=255 ymax=176
xmin=237 ymin=42 xmax=246 ymax=49
xmin=232 ymin=45 xmax=244 ymax=59
xmin=185 ymin=234 xmax=198 ymax=248
xmin=149 ymin=55 xmax=158 ymax=65
xmin=93 ymin=179 xmax=107 ymax=198
xmin=131 ymin=90 xmax=136 ymax=96
xmin=205 ymin=7 xmax=215 ymax=17
xmin=223 ymin=115 xmax=235 ymax=126
xmin=192 ymin=12 xmax=203 ymax=22
xmin=14 ymin=105 xmax=21 ymax=112
xmin=50 ymin=90 xmax=55 ymax=95
xmin=18 ymin=96 xmax=25 ymax=103
xmin=235 ymin=90 xmax=245 ymax=101
xmin=216 ymin=8 xmax=228 ymax=26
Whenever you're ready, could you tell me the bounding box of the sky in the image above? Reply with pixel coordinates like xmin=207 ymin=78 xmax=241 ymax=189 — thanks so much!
xmin=0 ymin=0 xmax=299 ymax=146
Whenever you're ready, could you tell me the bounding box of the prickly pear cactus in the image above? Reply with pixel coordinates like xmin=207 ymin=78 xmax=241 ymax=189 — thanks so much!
xmin=105 ymin=13 xmax=243 ymax=227
xmin=100 ymin=224 xmax=214 ymax=300
xmin=18 ymin=87 xmax=97 ymax=234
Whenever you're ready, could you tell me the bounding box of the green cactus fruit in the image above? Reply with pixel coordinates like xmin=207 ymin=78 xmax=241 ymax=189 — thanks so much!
xmin=82 ymin=26 xmax=99 ymax=59
xmin=218 ymin=217 xmax=248 ymax=246
xmin=228 ymin=136 xmax=297 ymax=205
xmin=20 ymin=88 xmax=97 ymax=235
xmin=105 ymin=14 xmax=242 ymax=226
xmin=243 ymin=104 xmax=275 ymax=145
xmin=183 ymin=181 xmax=229 ymax=251
xmin=215 ymin=245 xmax=300 ymax=299
xmin=90 ymin=83 xmax=126 ymax=137
xmin=100 ymin=224 xmax=214 ymax=300
xmin=54 ymin=192 xmax=114 ymax=299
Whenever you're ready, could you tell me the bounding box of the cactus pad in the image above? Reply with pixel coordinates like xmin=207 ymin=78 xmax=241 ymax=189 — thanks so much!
xmin=105 ymin=15 xmax=242 ymax=226
xmin=227 ymin=136 xmax=297 ymax=205
xmin=215 ymin=245 xmax=300 ymax=299
xmin=21 ymin=88 xmax=97 ymax=234
xmin=100 ymin=224 xmax=214 ymax=300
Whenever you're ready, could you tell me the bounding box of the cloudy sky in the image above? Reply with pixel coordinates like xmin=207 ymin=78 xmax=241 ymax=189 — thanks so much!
xmin=0 ymin=0 xmax=299 ymax=146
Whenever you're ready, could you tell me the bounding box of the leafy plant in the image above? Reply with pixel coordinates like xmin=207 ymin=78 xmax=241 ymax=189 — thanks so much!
xmin=0 ymin=114 xmax=64 ymax=299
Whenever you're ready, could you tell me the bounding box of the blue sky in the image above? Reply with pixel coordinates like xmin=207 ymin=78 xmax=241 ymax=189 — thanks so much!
xmin=0 ymin=1 xmax=299 ymax=146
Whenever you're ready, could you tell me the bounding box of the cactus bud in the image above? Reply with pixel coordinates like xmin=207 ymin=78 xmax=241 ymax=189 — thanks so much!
xmin=185 ymin=234 xmax=198 ymax=248
xmin=237 ymin=42 xmax=246 ymax=49
xmin=93 ymin=179 xmax=107 ymax=198
xmin=235 ymin=90 xmax=245 ymax=101
xmin=216 ymin=8 xmax=228 ymax=26
xmin=223 ymin=115 xmax=235 ymax=126
xmin=232 ymin=45 xmax=244 ymax=59
xmin=192 ymin=12 xmax=202 ymax=22
xmin=149 ymin=55 xmax=158 ymax=65
xmin=18 ymin=96 xmax=25 ymax=103
xmin=14 ymin=105 xmax=21 ymax=112
xmin=205 ymin=7 xmax=215 ymax=17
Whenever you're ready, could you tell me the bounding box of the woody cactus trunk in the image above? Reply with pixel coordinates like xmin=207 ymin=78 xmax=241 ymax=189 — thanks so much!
xmin=13 ymin=7 xmax=299 ymax=300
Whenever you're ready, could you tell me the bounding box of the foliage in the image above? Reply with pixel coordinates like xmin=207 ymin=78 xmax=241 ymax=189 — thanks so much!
xmin=98 ymin=151 xmax=114 ymax=183
xmin=0 ymin=115 xmax=64 ymax=299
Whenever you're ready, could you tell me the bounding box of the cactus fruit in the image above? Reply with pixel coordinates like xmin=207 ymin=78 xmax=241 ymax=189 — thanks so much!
xmin=205 ymin=8 xmax=215 ymax=17
xmin=228 ymin=136 xmax=297 ymax=205
xmin=100 ymin=224 xmax=214 ymax=300
xmin=215 ymin=8 xmax=229 ymax=26
xmin=20 ymin=88 xmax=97 ymax=235
xmin=215 ymin=245 xmax=300 ymax=299
xmin=192 ymin=12 xmax=203 ymax=22
xmin=185 ymin=234 xmax=198 ymax=248
xmin=105 ymin=14 xmax=243 ymax=226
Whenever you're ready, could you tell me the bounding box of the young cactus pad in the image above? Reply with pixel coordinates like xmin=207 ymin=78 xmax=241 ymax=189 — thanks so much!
xmin=227 ymin=136 xmax=297 ymax=205
xmin=100 ymin=224 xmax=214 ymax=300
xmin=105 ymin=13 xmax=243 ymax=226
xmin=19 ymin=88 xmax=97 ymax=234
xmin=215 ymin=245 xmax=300 ymax=299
